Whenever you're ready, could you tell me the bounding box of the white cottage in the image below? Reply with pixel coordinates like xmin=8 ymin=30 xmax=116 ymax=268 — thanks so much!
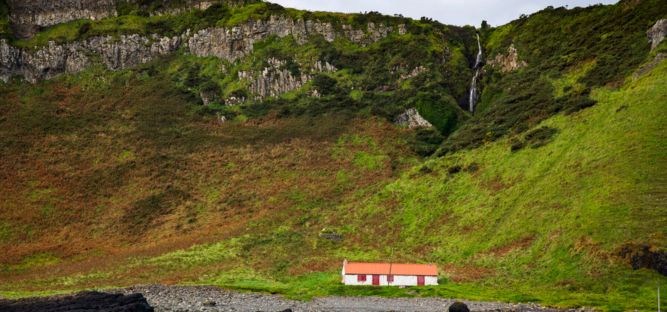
xmin=341 ymin=259 xmax=438 ymax=286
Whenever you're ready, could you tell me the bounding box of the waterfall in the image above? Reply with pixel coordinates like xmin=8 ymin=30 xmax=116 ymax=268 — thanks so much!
xmin=469 ymin=69 xmax=479 ymax=113
xmin=469 ymin=33 xmax=483 ymax=114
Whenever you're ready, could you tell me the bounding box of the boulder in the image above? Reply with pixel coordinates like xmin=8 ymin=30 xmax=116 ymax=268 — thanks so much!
xmin=647 ymin=19 xmax=667 ymax=51
xmin=0 ymin=291 xmax=154 ymax=312
xmin=448 ymin=301 xmax=470 ymax=312
xmin=202 ymin=300 xmax=216 ymax=307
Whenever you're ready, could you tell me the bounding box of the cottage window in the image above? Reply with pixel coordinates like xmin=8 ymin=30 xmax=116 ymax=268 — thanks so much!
xmin=387 ymin=275 xmax=394 ymax=282
xmin=357 ymin=275 xmax=367 ymax=282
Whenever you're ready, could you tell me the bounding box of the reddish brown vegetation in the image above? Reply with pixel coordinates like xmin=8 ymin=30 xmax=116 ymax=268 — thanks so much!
xmin=442 ymin=264 xmax=496 ymax=283
xmin=0 ymin=78 xmax=417 ymax=290
xmin=484 ymin=234 xmax=537 ymax=257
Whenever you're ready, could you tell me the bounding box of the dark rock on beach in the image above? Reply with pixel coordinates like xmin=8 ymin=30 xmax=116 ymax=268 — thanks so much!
xmin=0 ymin=291 xmax=154 ymax=312
xmin=449 ymin=301 xmax=471 ymax=312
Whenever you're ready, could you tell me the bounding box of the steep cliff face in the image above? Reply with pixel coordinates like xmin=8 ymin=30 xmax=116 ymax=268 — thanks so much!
xmin=0 ymin=17 xmax=398 ymax=84
xmin=6 ymin=0 xmax=255 ymax=40
xmin=188 ymin=16 xmax=395 ymax=62
xmin=486 ymin=44 xmax=527 ymax=72
xmin=0 ymin=33 xmax=181 ymax=83
xmin=7 ymin=0 xmax=117 ymax=30
xmin=239 ymin=57 xmax=337 ymax=103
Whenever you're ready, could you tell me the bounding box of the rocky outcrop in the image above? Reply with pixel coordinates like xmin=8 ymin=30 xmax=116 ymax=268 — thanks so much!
xmin=647 ymin=19 xmax=667 ymax=51
xmin=6 ymin=0 xmax=255 ymax=40
xmin=0 ymin=15 xmax=396 ymax=85
xmin=200 ymin=90 xmax=217 ymax=105
xmin=1 ymin=13 xmax=396 ymax=85
xmin=395 ymin=108 xmax=432 ymax=128
xmin=7 ymin=0 xmax=117 ymax=39
xmin=0 ymin=33 xmax=181 ymax=83
xmin=632 ymin=53 xmax=665 ymax=81
xmin=398 ymin=24 xmax=407 ymax=36
xmin=238 ymin=57 xmax=337 ymax=104
xmin=0 ymin=291 xmax=154 ymax=312
xmin=189 ymin=16 xmax=395 ymax=63
xmin=487 ymin=44 xmax=527 ymax=73
xmin=392 ymin=65 xmax=427 ymax=80
xmin=614 ymin=241 xmax=667 ymax=277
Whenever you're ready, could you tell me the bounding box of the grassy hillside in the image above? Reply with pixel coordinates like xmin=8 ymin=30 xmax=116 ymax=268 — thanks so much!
xmin=437 ymin=0 xmax=667 ymax=155
xmin=1 ymin=1 xmax=667 ymax=311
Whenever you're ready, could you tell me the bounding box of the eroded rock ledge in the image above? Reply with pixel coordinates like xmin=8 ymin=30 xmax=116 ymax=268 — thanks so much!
xmin=6 ymin=0 xmax=255 ymax=39
xmin=0 ymin=18 xmax=400 ymax=84
xmin=487 ymin=44 xmax=527 ymax=73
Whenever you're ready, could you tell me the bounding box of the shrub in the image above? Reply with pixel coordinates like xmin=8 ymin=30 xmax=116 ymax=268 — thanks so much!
xmin=413 ymin=93 xmax=461 ymax=137
xmin=410 ymin=127 xmax=445 ymax=157
xmin=77 ymin=22 xmax=92 ymax=40
xmin=116 ymin=3 xmax=136 ymax=16
xmin=510 ymin=140 xmax=525 ymax=152
xmin=199 ymin=80 xmax=220 ymax=95
xmin=312 ymin=74 xmax=338 ymax=96
xmin=524 ymin=126 xmax=559 ymax=149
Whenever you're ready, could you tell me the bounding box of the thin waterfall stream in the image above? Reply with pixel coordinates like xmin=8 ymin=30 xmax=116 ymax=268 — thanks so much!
xmin=469 ymin=33 xmax=484 ymax=114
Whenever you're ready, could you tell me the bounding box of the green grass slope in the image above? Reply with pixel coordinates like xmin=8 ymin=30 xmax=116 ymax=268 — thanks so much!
xmin=1 ymin=45 xmax=665 ymax=312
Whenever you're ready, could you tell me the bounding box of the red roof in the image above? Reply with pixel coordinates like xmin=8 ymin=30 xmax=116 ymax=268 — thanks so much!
xmin=344 ymin=263 xmax=437 ymax=276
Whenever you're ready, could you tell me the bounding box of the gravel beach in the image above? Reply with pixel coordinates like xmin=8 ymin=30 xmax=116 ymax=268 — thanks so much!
xmin=102 ymin=284 xmax=592 ymax=312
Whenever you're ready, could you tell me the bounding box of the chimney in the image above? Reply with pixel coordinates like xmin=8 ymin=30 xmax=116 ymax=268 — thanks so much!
xmin=343 ymin=258 xmax=348 ymax=266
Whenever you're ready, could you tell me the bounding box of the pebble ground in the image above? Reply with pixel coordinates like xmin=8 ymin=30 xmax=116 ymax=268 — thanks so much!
xmin=103 ymin=284 xmax=592 ymax=312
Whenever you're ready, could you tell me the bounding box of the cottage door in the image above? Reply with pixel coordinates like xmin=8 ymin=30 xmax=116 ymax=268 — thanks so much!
xmin=417 ymin=276 xmax=425 ymax=286
xmin=372 ymin=275 xmax=380 ymax=285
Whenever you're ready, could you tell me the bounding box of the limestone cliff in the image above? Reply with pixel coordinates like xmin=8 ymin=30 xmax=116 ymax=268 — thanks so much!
xmin=0 ymin=17 xmax=398 ymax=84
xmin=6 ymin=0 xmax=255 ymax=40
xmin=188 ymin=16 xmax=394 ymax=63
xmin=487 ymin=44 xmax=527 ymax=72
xmin=239 ymin=57 xmax=337 ymax=103
xmin=0 ymin=33 xmax=181 ymax=83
